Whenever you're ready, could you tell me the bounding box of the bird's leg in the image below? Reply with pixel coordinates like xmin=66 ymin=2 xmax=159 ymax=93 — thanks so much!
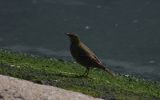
xmin=83 ymin=67 xmax=90 ymax=77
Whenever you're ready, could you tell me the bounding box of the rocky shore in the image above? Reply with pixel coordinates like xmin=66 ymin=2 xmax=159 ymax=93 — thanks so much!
xmin=0 ymin=75 xmax=102 ymax=100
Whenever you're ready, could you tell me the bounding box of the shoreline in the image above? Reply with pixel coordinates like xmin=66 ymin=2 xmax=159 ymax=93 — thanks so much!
xmin=0 ymin=49 xmax=159 ymax=99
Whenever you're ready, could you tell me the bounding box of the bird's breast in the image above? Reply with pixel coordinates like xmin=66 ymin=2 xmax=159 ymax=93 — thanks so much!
xmin=70 ymin=43 xmax=81 ymax=58
xmin=70 ymin=43 xmax=92 ymax=67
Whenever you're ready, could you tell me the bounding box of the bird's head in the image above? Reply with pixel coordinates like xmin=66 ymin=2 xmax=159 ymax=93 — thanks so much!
xmin=66 ymin=32 xmax=80 ymax=44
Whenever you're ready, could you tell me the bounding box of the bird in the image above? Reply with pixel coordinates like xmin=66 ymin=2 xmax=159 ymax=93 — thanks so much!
xmin=66 ymin=32 xmax=115 ymax=77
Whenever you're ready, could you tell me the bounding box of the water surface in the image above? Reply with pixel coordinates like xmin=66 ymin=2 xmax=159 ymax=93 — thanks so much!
xmin=0 ymin=0 xmax=160 ymax=80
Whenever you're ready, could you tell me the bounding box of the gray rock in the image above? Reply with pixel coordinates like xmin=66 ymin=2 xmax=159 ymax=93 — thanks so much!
xmin=0 ymin=75 xmax=102 ymax=100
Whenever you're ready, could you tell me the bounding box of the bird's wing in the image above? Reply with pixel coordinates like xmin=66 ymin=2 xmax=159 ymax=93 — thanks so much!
xmin=79 ymin=43 xmax=103 ymax=65
xmin=79 ymin=42 xmax=115 ymax=76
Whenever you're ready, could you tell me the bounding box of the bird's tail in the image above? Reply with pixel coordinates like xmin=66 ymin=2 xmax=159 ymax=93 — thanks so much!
xmin=99 ymin=64 xmax=115 ymax=77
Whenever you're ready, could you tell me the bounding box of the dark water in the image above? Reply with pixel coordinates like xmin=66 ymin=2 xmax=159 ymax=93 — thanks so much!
xmin=0 ymin=0 xmax=160 ymax=80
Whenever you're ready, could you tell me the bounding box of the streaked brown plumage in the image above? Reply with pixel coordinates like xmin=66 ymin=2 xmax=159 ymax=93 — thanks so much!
xmin=66 ymin=32 xmax=115 ymax=77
